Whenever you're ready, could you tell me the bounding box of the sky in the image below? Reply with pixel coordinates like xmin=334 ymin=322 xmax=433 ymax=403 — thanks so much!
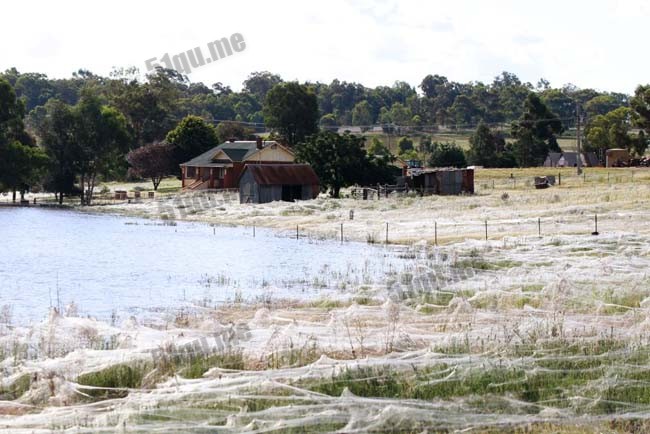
xmin=2 ymin=0 xmax=648 ymax=94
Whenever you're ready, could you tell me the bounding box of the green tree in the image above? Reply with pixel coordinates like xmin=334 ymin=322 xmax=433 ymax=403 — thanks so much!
xmin=468 ymin=122 xmax=505 ymax=167
xmin=295 ymin=132 xmax=368 ymax=198
xmin=14 ymin=72 xmax=55 ymax=111
xmin=0 ymin=78 xmax=28 ymax=145
xmin=37 ymin=99 xmax=78 ymax=203
xmin=214 ymin=120 xmax=254 ymax=143
xmin=511 ymin=94 xmax=563 ymax=167
xmin=492 ymin=71 xmax=532 ymax=121
xmin=166 ymin=115 xmax=220 ymax=168
xmin=0 ymin=78 xmax=48 ymax=201
xmin=367 ymin=137 xmax=391 ymax=157
xmin=107 ymin=77 xmax=172 ymax=148
xmin=584 ymin=95 xmax=624 ymax=118
xmin=631 ymin=84 xmax=650 ymax=134
xmin=0 ymin=141 xmax=49 ymax=201
xmin=319 ymin=113 xmax=338 ymax=128
xmin=243 ymin=71 xmax=282 ymax=101
xmin=74 ymin=92 xmax=131 ymax=204
xmin=263 ymin=82 xmax=319 ymax=146
xmin=397 ymin=136 xmax=414 ymax=155
xmin=351 ymin=100 xmax=373 ymax=126
xmin=450 ymin=94 xmax=479 ymax=126
xmin=388 ymin=102 xmax=412 ymax=125
xmin=585 ymin=107 xmax=644 ymax=156
xmin=428 ymin=142 xmax=467 ymax=168
xmin=540 ymin=88 xmax=575 ymax=129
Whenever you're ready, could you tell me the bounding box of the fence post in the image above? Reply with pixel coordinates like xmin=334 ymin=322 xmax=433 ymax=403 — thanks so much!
xmin=434 ymin=221 xmax=438 ymax=246
xmin=385 ymin=222 xmax=389 ymax=244
xmin=592 ymin=214 xmax=599 ymax=236
xmin=558 ymin=172 xmax=561 ymax=185
xmin=296 ymin=225 xmax=299 ymax=240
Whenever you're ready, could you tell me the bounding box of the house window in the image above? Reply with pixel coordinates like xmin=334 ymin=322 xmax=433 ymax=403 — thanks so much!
xmin=186 ymin=167 xmax=196 ymax=178
xmin=217 ymin=168 xmax=226 ymax=179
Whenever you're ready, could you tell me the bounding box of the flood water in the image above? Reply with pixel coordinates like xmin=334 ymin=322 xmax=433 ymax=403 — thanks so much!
xmin=0 ymin=207 xmax=407 ymax=323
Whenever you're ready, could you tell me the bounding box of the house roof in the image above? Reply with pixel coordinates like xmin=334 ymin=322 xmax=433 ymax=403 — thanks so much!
xmin=181 ymin=141 xmax=280 ymax=166
xmin=584 ymin=152 xmax=600 ymax=167
xmin=559 ymin=152 xmax=581 ymax=167
xmin=546 ymin=152 xmax=562 ymax=165
xmin=241 ymin=164 xmax=319 ymax=186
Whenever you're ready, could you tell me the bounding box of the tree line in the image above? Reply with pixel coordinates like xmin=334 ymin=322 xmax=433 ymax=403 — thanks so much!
xmin=1 ymin=66 xmax=649 ymax=201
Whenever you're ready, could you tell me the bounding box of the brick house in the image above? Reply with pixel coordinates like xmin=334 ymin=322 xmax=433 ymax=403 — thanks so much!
xmin=180 ymin=138 xmax=295 ymax=190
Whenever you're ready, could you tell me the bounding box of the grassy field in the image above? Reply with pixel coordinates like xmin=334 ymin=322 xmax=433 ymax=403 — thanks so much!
xmin=3 ymin=168 xmax=650 ymax=432
xmin=93 ymin=167 xmax=650 ymax=245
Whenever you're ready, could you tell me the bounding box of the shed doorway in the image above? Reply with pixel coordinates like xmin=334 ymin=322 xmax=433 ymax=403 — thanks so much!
xmin=282 ymin=185 xmax=302 ymax=202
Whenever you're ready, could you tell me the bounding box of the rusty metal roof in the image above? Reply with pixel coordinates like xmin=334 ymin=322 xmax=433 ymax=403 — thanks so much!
xmin=242 ymin=164 xmax=319 ymax=186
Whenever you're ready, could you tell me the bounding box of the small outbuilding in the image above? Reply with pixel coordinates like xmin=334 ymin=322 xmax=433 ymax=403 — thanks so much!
xmin=239 ymin=164 xmax=320 ymax=204
xmin=408 ymin=168 xmax=474 ymax=195
xmin=543 ymin=151 xmax=601 ymax=168
xmin=543 ymin=152 xmax=562 ymax=167
xmin=606 ymin=148 xmax=630 ymax=167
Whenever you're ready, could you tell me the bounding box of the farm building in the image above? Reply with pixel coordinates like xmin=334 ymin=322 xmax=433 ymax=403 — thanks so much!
xmin=239 ymin=164 xmax=320 ymax=204
xmin=543 ymin=152 xmax=600 ymax=168
xmin=407 ymin=168 xmax=474 ymax=195
xmin=180 ymin=138 xmax=295 ymax=190
xmin=543 ymin=152 xmax=562 ymax=167
xmin=606 ymin=148 xmax=630 ymax=167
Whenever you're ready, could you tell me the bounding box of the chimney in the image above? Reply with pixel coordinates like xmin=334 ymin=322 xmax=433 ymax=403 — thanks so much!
xmin=256 ymin=136 xmax=263 ymax=149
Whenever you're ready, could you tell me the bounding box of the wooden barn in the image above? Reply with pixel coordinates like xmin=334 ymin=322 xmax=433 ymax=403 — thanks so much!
xmin=239 ymin=164 xmax=320 ymax=204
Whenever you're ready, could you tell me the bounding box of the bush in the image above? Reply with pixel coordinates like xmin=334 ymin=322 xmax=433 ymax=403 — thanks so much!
xmin=397 ymin=137 xmax=414 ymax=155
xmin=428 ymin=142 xmax=467 ymax=168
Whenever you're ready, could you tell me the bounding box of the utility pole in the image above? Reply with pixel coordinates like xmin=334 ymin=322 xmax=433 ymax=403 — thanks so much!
xmin=576 ymin=103 xmax=583 ymax=175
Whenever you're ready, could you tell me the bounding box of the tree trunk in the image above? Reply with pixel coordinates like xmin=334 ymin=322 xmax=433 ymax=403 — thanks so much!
xmin=80 ymin=173 xmax=86 ymax=205
xmin=12 ymin=189 xmax=16 ymax=203
xmin=85 ymin=172 xmax=97 ymax=206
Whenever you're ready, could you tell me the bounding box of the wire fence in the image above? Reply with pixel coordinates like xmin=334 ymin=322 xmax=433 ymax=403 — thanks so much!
xmin=2 ymin=168 xmax=648 ymax=245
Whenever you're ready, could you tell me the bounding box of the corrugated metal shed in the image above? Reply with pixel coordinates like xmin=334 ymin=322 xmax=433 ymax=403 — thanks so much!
xmin=408 ymin=168 xmax=474 ymax=195
xmin=244 ymin=164 xmax=319 ymax=186
xmin=239 ymin=164 xmax=320 ymax=204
